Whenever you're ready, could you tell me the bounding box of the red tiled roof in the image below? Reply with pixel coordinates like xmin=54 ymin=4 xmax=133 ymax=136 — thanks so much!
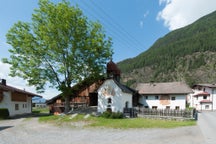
xmin=200 ymin=100 xmax=212 ymax=103
xmin=193 ymin=91 xmax=210 ymax=96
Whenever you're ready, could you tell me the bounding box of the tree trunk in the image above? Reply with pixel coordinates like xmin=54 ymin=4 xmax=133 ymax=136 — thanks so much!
xmin=64 ymin=95 xmax=70 ymax=113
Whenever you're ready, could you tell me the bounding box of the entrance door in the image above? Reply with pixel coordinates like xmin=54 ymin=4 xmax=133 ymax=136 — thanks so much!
xmin=89 ymin=93 xmax=98 ymax=106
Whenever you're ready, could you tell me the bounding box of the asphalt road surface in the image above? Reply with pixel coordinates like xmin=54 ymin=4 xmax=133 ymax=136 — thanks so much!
xmin=1 ymin=112 xmax=215 ymax=144
xmin=197 ymin=111 xmax=216 ymax=144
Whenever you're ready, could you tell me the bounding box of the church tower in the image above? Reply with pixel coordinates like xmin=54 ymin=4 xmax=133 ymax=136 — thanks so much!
xmin=106 ymin=59 xmax=121 ymax=82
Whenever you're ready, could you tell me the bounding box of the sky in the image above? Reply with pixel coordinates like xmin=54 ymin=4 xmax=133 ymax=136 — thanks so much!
xmin=1 ymin=0 xmax=216 ymax=99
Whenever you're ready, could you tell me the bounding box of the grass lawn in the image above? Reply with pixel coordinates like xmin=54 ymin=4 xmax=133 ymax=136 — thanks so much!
xmin=32 ymin=107 xmax=49 ymax=114
xmin=39 ymin=114 xmax=196 ymax=129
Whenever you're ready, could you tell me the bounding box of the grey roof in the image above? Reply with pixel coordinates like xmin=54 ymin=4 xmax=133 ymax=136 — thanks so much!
xmin=193 ymin=84 xmax=216 ymax=88
xmin=136 ymin=82 xmax=192 ymax=95
xmin=0 ymin=84 xmax=42 ymax=97
xmin=113 ymin=79 xmax=136 ymax=94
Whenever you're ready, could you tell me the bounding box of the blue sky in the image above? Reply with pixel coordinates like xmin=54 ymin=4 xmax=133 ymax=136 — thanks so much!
xmin=0 ymin=0 xmax=168 ymax=62
xmin=1 ymin=0 xmax=216 ymax=99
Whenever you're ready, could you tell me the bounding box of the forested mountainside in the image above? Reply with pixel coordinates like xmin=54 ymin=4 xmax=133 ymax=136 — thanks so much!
xmin=117 ymin=10 xmax=216 ymax=87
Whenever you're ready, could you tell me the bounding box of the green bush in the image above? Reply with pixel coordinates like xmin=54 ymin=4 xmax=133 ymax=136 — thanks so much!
xmin=100 ymin=111 xmax=124 ymax=119
xmin=111 ymin=112 xmax=124 ymax=119
xmin=100 ymin=111 xmax=111 ymax=118
xmin=0 ymin=108 xmax=9 ymax=119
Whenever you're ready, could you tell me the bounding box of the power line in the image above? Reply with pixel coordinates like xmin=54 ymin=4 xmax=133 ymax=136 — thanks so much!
xmin=71 ymin=0 xmax=145 ymax=53
xmin=79 ymin=0 xmax=138 ymax=50
xmin=90 ymin=0 xmax=144 ymax=51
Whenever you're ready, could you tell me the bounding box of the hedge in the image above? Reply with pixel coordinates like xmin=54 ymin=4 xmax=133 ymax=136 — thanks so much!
xmin=100 ymin=111 xmax=124 ymax=119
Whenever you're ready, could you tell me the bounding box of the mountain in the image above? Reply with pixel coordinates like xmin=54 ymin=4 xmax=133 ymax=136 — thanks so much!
xmin=117 ymin=10 xmax=216 ymax=87
xmin=32 ymin=96 xmax=46 ymax=103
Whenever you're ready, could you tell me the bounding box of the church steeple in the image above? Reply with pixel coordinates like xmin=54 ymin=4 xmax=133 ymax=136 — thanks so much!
xmin=106 ymin=59 xmax=121 ymax=82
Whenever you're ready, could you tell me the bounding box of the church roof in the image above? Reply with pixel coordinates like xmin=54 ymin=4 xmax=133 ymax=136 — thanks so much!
xmin=106 ymin=60 xmax=121 ymax=75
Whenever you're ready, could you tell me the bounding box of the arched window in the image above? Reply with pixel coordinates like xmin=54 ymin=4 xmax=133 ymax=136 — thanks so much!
xmin=108 ymin=98 xmax=112 ymax=104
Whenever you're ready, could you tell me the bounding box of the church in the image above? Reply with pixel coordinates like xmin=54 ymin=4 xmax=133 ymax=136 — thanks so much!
xmin=97 ymin=60 xmax=138 ymax=113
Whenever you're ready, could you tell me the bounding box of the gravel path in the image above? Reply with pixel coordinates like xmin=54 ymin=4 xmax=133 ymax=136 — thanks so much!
xmin=0 ymin=116 xmax=204 ymax=144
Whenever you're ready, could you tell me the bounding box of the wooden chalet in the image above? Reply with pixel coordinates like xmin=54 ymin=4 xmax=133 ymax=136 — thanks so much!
xmin=46 ymin=76 xmax=104 ymax=114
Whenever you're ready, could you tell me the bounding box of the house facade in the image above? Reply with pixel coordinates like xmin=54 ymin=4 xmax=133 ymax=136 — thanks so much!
xmin=136 ymin=82 xmax=192 ymax=110
xmin=188 ymin=84 xmax=216 ymax=111
xmin=97 ymin=79 xmax=134 ymax=113
xmin=0 ymin=79 xmax=42 ymax=116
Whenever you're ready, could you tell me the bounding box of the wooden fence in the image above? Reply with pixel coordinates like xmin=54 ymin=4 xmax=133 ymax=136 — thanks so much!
xmin=137 ymin=108 xmax=193 ymax=118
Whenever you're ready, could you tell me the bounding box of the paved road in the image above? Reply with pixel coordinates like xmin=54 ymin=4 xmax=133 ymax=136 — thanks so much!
xmin=197 ymin=111 xmax=216 ymax=144
xmin=0 ymin=115 xmax=206 ymax=144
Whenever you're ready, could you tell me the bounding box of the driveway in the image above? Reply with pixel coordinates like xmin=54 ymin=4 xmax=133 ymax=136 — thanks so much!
xmin=197 ymin=111 xmax=216 ymax=144
xmin=0 ymin=115 xmax=205 ymax=144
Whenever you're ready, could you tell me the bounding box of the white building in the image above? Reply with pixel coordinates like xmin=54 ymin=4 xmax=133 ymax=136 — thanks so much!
xmin=97 ymin=60 xmax=138 ymax=113
xmin=97 ymin=79 xmax=134 ymax=113
xmin=188 ymin=84 xmax=216 ymax=111
xmin=0 ymin=79 xmax=42 ymax=116
xmin=136 ymin=82 xmax=192 ymax=110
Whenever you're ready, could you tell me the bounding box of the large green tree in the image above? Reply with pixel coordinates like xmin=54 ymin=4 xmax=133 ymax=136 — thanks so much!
xmin=2 ymin=0 xmax=113 ymax=112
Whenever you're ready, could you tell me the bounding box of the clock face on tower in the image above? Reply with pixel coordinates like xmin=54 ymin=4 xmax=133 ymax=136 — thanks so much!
xmin=102 ymin=85 xmax=115 ymax=97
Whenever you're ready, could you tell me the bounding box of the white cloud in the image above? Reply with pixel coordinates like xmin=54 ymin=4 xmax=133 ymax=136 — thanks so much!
xmin=159 ymin=0 xmax=171 ymax=5
xmin=0 ymin=61 xmax=60 ymax=99
xmin=157 ymin=0 xmax=216 ymax=30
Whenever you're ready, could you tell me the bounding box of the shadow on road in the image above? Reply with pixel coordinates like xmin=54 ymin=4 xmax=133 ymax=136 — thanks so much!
xmin=9 ymin=113 xmax=51 ymax=119
xmin=0 ymin=126 xmax=13 ymax=131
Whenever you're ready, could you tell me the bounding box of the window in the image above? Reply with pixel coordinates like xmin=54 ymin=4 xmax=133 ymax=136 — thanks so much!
xmin=152 ymin=106 xmax=157 ymax=109
xmin=166 ymin=106 xmax=170 ymax=110
xmin=205 ymin=105 xmax=209 ymax=110
xmin=145 ymin=96 xmax=148 ymax=99
xmin=203 ymin=96 xmax=207 ymax=99
xmin=171 ymin=97 xmax=176 ymax=100
xmin=15 ymin=104 xmax=19 ymax=110
xmin=155 ymin=96 xmax=159 ymax=99
xmin=108 ymin=98 xmax=112 ymax=104
xmin=144 ymin=106 xmax=149 ymax=109
xmin=175 ymin=106 xmax=180 ymax=110
xmin=56 ymin=99 xmax=61 ymax=104
xmin=125 ymin=101 xmax=129 ymax=108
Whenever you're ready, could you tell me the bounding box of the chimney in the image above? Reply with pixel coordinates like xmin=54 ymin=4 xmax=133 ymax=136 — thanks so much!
xmin=1 ymin=79 xmax=6 ymax=86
